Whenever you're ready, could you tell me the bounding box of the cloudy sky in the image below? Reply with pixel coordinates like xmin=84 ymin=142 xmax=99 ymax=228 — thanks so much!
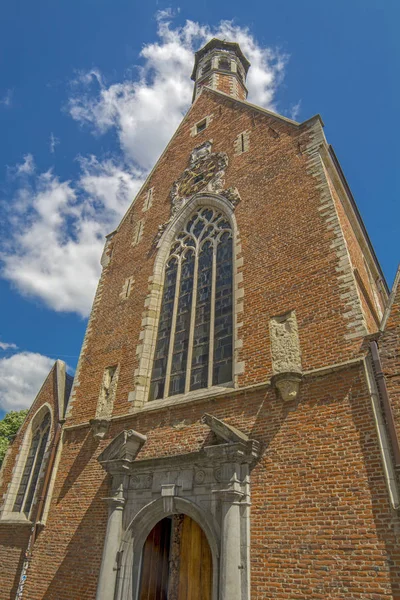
xmin=0 ymin=0 xmax=399 ymax=415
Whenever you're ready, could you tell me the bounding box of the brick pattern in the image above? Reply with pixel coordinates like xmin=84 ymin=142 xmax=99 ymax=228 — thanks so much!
xmin=3 ymin=85 xmax=400 ymax=599
xmin=20 ymin=366 xmax=400 ymax=599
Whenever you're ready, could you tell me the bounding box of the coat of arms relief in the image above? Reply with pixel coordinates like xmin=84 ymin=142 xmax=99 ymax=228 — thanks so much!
xmin=154 ymin=140 xmax=241 ymax=245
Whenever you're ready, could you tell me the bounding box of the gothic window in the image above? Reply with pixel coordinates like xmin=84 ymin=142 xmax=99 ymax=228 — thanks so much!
xmin=13 ymin=411 xmax=51 ymax=517
xmin=150 ymin=208 xmax=233 ymax=400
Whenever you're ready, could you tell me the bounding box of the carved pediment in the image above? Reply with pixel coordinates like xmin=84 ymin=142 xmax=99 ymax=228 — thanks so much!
xmin=98 ymin=429 xmax=147 ymax=469
xmin=201 ymin=413 xmax=260 ymax=463
xmin=201 ymin=413 xmax=249 ymax=444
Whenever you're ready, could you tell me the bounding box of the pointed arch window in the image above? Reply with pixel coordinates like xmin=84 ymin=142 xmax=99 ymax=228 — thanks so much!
xmin=150 ymin=207 xmax=233 ymax=400
xmin=13 ymin=411 xmax=51 ymax=517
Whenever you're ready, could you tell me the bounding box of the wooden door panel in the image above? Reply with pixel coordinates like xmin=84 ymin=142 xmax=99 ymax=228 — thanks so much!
xmin=178 ymin=516 xmax=212 ymax=600
xmin=138 ymin=515 xmax=212 ymax=600
xmin=139 ymin=518 xmax=171 ymax=600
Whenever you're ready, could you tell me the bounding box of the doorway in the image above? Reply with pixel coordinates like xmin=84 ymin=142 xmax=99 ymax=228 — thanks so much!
xmin=138 ymin=514 xmax=212 ymax=600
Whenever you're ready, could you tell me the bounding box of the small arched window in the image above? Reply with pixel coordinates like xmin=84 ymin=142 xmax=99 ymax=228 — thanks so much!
xmin=13 ymin=411 xmax=51 ymax=517
xmin=219 ymin=57 xmax=231 ymax=72
xmin=202 ymin=60 xmax=211 ymax=75
xmin=150 ymin=208 xmax=233 ymax=400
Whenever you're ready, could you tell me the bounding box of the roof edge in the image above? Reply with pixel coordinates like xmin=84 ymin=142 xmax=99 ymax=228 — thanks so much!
xmin=380 ymin=264 xmax=400 ymax=331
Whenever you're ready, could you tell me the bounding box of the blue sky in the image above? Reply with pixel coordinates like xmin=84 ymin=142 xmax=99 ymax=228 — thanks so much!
xmin=0 ymin=0 xmax=399 ymax=416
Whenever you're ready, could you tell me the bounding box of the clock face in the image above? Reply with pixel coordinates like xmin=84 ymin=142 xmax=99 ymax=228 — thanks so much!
xmin=177 ymin=155 xmax=219 ymax=198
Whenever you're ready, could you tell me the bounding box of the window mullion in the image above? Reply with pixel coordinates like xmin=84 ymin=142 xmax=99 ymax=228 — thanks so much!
xmin=164 ymin=260 xmax=182 ymax=399
xmin=184 ymin=247 xmax=199 ymax=393
xmin=208 ymin=241 xmax=217 ymax=387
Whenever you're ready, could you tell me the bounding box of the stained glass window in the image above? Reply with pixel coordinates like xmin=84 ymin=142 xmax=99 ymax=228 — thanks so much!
xmin=13 ymin=411 xmax=51 ymax=517
xmin=150 ymin=208 xmax=233 ymax=400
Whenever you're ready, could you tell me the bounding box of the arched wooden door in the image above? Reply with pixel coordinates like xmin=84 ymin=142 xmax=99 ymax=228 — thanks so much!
xmin=138 ymin=514 xmax=212 ymax=600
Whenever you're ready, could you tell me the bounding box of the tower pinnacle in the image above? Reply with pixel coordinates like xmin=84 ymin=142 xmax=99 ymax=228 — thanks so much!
xmin=191 ymin=38 xmax=250 ymax=102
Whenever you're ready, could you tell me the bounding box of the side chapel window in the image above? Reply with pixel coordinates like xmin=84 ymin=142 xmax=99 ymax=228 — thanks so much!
xmin=13 ymin=411 xmax=51 ymax=517
xmin=150 ymin=208 xmax=233 ymax=400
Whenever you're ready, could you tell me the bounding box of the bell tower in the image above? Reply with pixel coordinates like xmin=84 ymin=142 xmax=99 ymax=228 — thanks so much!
xmin=191 ymin=38 xmax=250 ymax=102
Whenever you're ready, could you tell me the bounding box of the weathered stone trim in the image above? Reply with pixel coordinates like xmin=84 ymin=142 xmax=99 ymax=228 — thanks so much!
xmin=142 ymin=187 xmax=154 ymax=212
xmin=100 ymin=231 xmax=115 ymax=268
xmin=304 ymin=121 xmax=367 ymax=340
xmin=120 ymin=276 xmax=135 ymax=300
xmin=190 ymin=114 xmax=214 ymax=137
xmin=234 ymin=131 xmax=250 ymax=155
xmin=131 ymin=219 xmax=144 ymax=247
xmin=128 ymin=193 xmax=244 ymax=411
xmin=95 ymin=364 xmax=121 ymax=421
xmin=380 ymin=265 xmax=400 ymax=331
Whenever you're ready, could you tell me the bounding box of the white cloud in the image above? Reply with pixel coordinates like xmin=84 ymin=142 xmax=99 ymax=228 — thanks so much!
xmin=289 ymin=100 xmax=301 ymax=121
xmin=1 ymin=13 xmax=288 ymax=317
xmin=49 ymin=132 xmax=60 ymax=154
xmin=0 ymin=89 xmax=13 ymax=108
xmin=12 ymin=154 xmax=36 ymax=177
xmin=1 ymin=160 xmax=144 ymax=316
xmin=0 ymin=341 xmax=18 ymax=351
xmin=69 ymin=12 xmax=288 ymax=170
xmin=0 ymin=352 xmax=55 ymax=411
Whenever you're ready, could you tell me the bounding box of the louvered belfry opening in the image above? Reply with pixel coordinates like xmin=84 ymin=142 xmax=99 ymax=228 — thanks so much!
xmin=138 ymin=515 xmax=212 ymax=600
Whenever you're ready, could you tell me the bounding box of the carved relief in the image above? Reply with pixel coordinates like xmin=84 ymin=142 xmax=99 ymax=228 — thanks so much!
xmin=270 ymin=310 xmax=302 ymax=375
xmin=269 ymin=310 xmax=303 ymax=401
xmin=154 ymin=141 xmax=240 ymax=247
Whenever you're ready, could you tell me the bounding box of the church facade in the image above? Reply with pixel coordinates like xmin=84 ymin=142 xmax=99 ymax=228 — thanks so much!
xmin=1 ymin=39 xmax=400 ymax=599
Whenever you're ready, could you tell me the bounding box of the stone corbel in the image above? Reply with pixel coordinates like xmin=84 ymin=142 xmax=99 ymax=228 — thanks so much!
xmin=271 ymin=371 xmax=303 ymax=402
xmin=89 ymin=418 xmax=111 ymax=440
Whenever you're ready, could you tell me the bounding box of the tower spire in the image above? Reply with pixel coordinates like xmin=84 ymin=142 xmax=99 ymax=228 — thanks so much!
xmin=191 ymin=38 xmax=250 ymax=102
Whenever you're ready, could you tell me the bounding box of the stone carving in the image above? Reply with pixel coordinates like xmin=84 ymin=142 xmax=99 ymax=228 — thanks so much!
xmin=129 ymin=473 xmax=153 ymax=490
xmin=220 ymin=187 xmax=241 ymax=207
xmin=213 ymin=467 xmax=222 ymax=483
xmin=190 ymin=140 xmax=212 ymax=163
xmin=271 ymin=372 xmax=303 ymax=402
xmin=270 ymin=310 xmax=302 ymax=375
xmin=153 ymin=142 xmax=240 ymax=247
xmin=89 ymin=418 xmax=111 ymax=440
xmin=269 ymin=310 xmax=303 ymax=401
xmin=194 ymin=469 xmax=206 ymax=484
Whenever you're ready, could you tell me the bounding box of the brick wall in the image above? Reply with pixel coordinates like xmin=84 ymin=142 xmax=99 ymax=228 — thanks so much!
xmin=22 ymin=365 xmax=400 ymax=599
